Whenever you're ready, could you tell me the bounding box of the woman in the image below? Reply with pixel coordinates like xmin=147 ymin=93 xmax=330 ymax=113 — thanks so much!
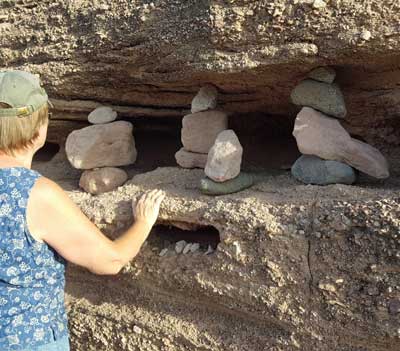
xmin=0 ymin=70 xmax=165 ymax=351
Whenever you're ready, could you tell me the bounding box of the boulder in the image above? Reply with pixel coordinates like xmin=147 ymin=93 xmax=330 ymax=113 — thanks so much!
xmin=175 ymin=148 xmax=208 ymax=169
xmin=290 ymin=79 xmax=347 ymax=118
xmin=191 ymin=84 xmax=218 ymax=113
xmin=291 ymin=155 xmax=356 ymax=185
xmin=293 ymin=107 xmax=389 ymax=179
xmin=66 ymin=121 xmax=137 ymax=169
xmin=79 ymin=167 xmax=128 ymax=195
xmin=181 ymin=110 xmax=228 ymax=153
xmin=200 ymin=173 xmax=254 ymax=196
xmin=308 ymin=66 xmax=336 ymax=84
xmin=88 ymin=106 xmax=117 ymax=124
xmin=205 ymin=130 xmax=243 ymax=182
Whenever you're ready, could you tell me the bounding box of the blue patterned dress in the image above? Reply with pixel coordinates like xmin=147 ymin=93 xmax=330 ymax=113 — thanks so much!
xmin=0 ymin=168 xmax=69 ymax=350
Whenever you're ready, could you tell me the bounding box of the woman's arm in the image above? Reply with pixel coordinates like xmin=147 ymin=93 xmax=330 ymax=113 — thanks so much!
xmin=26 ymin=177 xmax=164 ymax=275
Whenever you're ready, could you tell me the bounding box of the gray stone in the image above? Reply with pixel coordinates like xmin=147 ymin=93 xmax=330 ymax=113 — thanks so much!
xmin=205 ymin=130 xmax=243 ymax=182
xmin=183 ymin=243 xmax=192 ymax=254
xmin=200 ymin=173 xmax=254 ymax=196
xmin=175 ymin=148 xmax=208 ymax=169
xmin=159 ymin=248 xmax=168 ymax=257
xmin=79 ymin=167 xmax=128 ymax=195
xmin=190 ymin=243 xmax=200 ymax=253
xmin=290 ymin=79 xmax=347 ymax=118
xmin=88 ymin=106 xmax=117 ymax=124
xmin=308 ymin=67 xmax=336 ymax=84
xmin=191 ymin=84 xmax=218 ymax=113
xmin=292 ymin=107 xmax=389 ymax=179
xmin=291 ymin=155 xmax=356 ymax=185
xmin=175 ymin=240 xmax=186 ymax=254
xmin=66 ymin=121 xmax=137 ymax=169
xmin=181 ymin=110 xmax=228 ymax=153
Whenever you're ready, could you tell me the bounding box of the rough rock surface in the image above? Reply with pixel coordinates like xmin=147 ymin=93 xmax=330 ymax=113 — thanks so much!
xmin=88 ymin=106 xmax=117 ymax=125
xmin=291 ymin=155 xmax=356 ymax=185
xmin=175 ymin=148 xmax=208 ymax=169
xmin=308 ymin=66 xmax=336 ymax=84
xmin=293 ymin=107 xmax=389 ymax=179
xmin=181 ymin=110 xmax=228 ymax=153
xmin=290 ymin=79 xmax=347 ymax=118
xmin=191 ymin=85 xmax=218 ymax=113
xmin=79 ymin=167 xmax=128 ymax=195
xmin=65 ymin=121 xmax=137 ymax=169
xmin=1 ymin=1 xmax=399 ymax=145
xmin=64 ymin=167 xmax=400 ymax=351
xmin=205 ymin=130 xmax=243 ymax=182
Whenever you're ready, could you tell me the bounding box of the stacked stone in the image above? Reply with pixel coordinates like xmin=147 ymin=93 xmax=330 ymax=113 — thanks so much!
xmin=200 ymin=130 xmax=254 ymax=195
xmin=291 ymin=67 xmax=389 ymax=185
xmin=65 ymin=106 xmax=137 ymax=194
xmin=175 ymin=85 xmax=228 ymax=168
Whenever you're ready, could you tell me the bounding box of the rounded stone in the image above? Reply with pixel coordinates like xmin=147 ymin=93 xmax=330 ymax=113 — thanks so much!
xmin=291 ymin=155 xmax=356 ymax=185
xmin=79 ymin=167 xmax=128 ymax=195
xmin=88 ymin=106 xmax=117 ymax=124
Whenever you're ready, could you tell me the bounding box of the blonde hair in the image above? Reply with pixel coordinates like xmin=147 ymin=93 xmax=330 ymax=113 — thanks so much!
xmin=0 ymin=103 xmax=49 ymax=155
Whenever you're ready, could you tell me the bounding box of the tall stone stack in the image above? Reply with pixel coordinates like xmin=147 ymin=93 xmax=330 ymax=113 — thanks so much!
xmin=290 ymin=67 xmax=389 ymax=185
xmin=175 ymin=85 xmax=228 ymax=168
xmin=65 ymin=106 xmax=136 ymax=194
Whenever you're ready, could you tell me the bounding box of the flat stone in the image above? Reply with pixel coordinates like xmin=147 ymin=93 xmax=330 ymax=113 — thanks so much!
xmin=175 ymin=240 xmax=186 ymax=254
xmin=79 ymin=167 xmax=128 ymax=195
xmin=308 ymin=66 xmax=336 ymax=84
xmin=66 ymin=121 xmax=137 ymax=169
xmin=183 ymin=243 xmax=192 ymax=254
xmin=175 ymin=148 xmax=208 ymax=169
xmin=181 ymin=110 xmax=228 ymax=153
xmin=200 ymin=173 xmax=254 ymax=196
xmin=293 ymin=107 xmax=389 ymax=179
xmin=190 ymin=243 xmax=200 ymax=253
xmin=191 ymin=84 xmax=218 ymax=113
xmin=88 ymin=106 xmax=117 ymax=124
xmin=290 ymin=79 xmax=347 ymax=118
xmin=291 ymin=155 xmax=356 ymax=185
xmin=205 ymin=130 xmax=243 ymax=182
xmin=159 ymin=248 xmax=168 ymax=257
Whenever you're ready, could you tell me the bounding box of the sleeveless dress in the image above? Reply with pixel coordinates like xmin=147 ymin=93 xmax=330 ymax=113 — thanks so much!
xmin=0 ymin=168 xmax=69 ymax=351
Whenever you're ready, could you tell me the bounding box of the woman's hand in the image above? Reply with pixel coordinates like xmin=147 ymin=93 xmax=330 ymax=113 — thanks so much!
xmin=133 ymin=189 xmax=165 ymax=227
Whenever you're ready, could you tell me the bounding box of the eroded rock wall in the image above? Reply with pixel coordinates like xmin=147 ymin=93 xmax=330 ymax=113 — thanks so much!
xmin=1 ymin=0 xmax=399 ymax=144
xmin=65 ymin=168 xmax=400 ymax=351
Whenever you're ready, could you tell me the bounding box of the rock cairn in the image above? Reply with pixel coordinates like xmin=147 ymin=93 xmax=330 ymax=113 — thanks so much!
xmin=175 ymin=85 xmax=228 ymax=169
xmin=200 ymin=130 xmax=254 ymax=195
xmin=66 ymin=106 xmax=136 ymax=194
xmin=291 ymin=67 xmax=389 ymax=185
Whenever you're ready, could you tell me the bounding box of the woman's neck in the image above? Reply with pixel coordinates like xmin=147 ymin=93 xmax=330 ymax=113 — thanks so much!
xmin=0 ymin=151 xmax=34 ymax=169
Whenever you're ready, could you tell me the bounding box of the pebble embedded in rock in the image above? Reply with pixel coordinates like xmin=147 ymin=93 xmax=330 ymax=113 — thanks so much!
xmin=79 ymin=167 xmax=129 ymax=195
xmin=200 ymin=172 xmax=254 ymax=195
xmin=313 ymin=0 xmax=327 ymax=9
xmin=389 ymin=300 xmax=400 ymax=314
xmin=290 ymin=79 xmax=347 ymax=118
xmin=175 ymin=148 xmax=208 ymax=169
xmin=175 ymin=240 xmax=186 ymax=254
xmin=159 ymin=248 xmax=168 ymax=257
xmin=308 ymin=66 xmax=336 ymax=84
xmin=190 ymin=243 xmax=200 ymax=253
xmin=66 ymin=121 xmax=137 ymax=169
xmin=360 ymin=29 xmax=372 ymax=41
xmin=205 ymin=245 xmax=214 ymax=255
xmin=205 ymin=130 xmax=243 ymax=182
xmin=181 ymin=110 xmax=228 ymax=153
xmin=133 ymin=325 xmax=142 ymax=334
xmin=293 ymin=107 xmax=389 ymax=179
xmin=183 ymin=243 xmax=192 ymax=254
xmin=191 ymin=84 xmax=218 ymax=113
xmin=88 ymin=106 xmax=117 ymax=124
xmin=291 ymin=155 xmax=356 ymax=185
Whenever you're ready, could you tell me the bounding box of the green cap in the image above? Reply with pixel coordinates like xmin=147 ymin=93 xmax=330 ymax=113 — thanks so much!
xmin=0 ymin=70 xmax=49 ymax=118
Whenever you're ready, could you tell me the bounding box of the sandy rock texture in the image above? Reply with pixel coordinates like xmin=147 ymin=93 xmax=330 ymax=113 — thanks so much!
xmin=64 ymin=167 xmax=400 ymax=351
xmin=0 ymin=1 xmax=399 ymax=145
